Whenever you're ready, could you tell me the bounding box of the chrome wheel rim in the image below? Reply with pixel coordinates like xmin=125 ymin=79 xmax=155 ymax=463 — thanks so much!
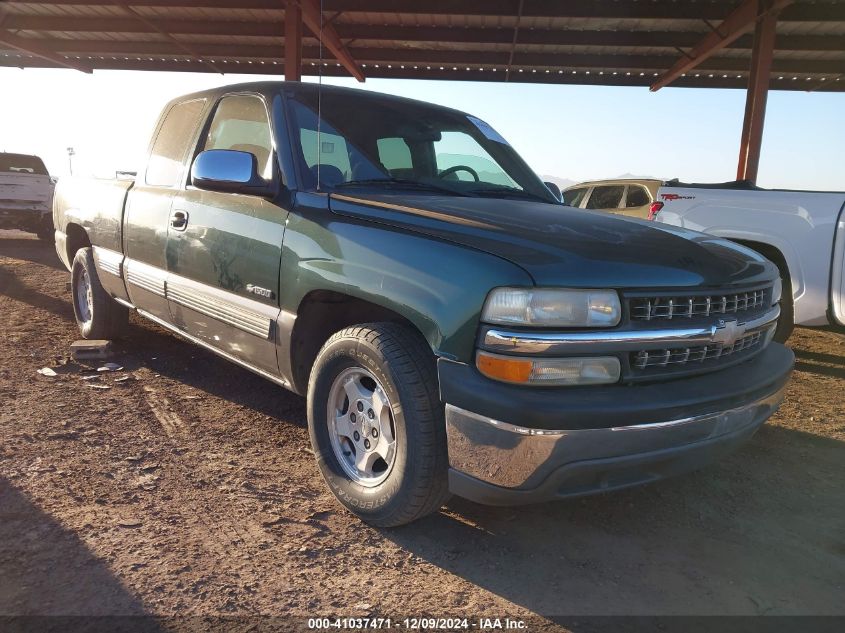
xmin=76 ymin=268 xmax=93 ymax=325
xmin=327 ymin=367 xmax=397 ymax=487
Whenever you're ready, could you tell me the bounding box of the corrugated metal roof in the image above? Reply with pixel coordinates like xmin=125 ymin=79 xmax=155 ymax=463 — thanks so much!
xmin=0 ymin=0 xmax=842 ymax=90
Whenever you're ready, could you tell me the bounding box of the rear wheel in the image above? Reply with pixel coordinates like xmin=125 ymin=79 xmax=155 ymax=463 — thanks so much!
xmin=307 ymin=322 xmax=450 ymax=527
xmin=71 ymin=247 xmax=128 ymax=339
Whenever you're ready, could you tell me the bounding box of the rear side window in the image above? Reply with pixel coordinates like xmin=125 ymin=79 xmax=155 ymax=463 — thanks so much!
xmin=202 ymin=95 xmax=274 ymax=180
xmin=626 ymin=185 xmax=650 ymax=208
xmin=563 ymin=187 xmax=588 ymax=207
xmin=586 ymin=185 xmax=624 ymax=210
xmin=145 ymin=99 xmax=205 ymax=187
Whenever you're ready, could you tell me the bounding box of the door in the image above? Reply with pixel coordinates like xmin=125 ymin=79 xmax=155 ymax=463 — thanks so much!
xmin=124 ymin=98 xmax=206 ymax=321
xmin=165 ymin=94 xmax=287 ymax=374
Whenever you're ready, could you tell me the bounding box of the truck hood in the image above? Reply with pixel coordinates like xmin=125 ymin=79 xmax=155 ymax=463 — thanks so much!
xmin=329 ymin=192 xmax=775 ymax=288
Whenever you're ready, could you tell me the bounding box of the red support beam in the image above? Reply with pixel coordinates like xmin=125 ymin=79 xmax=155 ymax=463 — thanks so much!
xmin=285 ymin=0 xmax=302 ymax=80
xmin=298 ymin=0 xmax=364 ymax=82
xmin=650 ymin=0 xmax=792 ymax=91
xmin=736 ymin=5 xmax=779 ymax=182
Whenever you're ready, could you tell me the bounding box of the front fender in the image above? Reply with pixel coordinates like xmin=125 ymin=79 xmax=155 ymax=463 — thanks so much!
xmin=280 ymin=194 xmax=532 ymax=362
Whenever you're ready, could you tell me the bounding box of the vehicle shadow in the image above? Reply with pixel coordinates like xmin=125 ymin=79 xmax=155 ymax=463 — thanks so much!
xmin=0 ymin=477 xmax=162 ymax=625
xmin=0 ymin=234 xmax=66 ymax=271
xmin=794 ymin=360 xmax=845 ymax=380
xmin=0 ymin=267 xmax=75 ymax=321
xmin=793 ymin=348 xmax=845 ymax=367
xmin=116 ymin=317 xmax=308 ymax=426
xmin=381 ymin=425 xmax=845 ymax=622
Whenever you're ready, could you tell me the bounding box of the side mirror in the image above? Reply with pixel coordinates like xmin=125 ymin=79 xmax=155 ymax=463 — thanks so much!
xmin=544 ymin=181 xmax=562 ymax=202
xmin=190 ymin=149 xmax=275 ymax=197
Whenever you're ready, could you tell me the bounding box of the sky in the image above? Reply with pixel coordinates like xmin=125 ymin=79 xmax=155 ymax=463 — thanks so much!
xmin=0 ymin=67 xmax=843 ymax=190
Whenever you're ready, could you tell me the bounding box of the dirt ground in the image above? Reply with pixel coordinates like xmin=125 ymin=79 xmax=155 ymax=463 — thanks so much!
xmin=1 ymin=230 xmax=843 ymax=630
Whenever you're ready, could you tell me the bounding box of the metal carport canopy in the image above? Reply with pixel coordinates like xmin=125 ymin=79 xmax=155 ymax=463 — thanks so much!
xmin=1 ymin=0 xmax=843 ymax=180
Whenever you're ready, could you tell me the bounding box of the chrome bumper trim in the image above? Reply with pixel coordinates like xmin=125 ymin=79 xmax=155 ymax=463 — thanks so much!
xmin=445 ymin=385 xmax=786 ymax=489
xmin=481 ymin=305 xmax=780 ymax=355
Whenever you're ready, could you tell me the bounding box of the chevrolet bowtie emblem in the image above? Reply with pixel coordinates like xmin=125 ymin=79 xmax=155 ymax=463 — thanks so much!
xmin=711 ymin=318 xmax=746 ymax=347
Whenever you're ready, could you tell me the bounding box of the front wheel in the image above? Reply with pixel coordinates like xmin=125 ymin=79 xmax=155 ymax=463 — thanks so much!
xmin=307 ymin=323 xmax=450 ymax=527
xmin=71 ymin=247 xmax=129 ymax=340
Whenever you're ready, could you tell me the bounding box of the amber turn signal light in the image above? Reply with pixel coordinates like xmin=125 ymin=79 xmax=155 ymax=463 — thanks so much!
xmin=476 ymin=352 xmax=532 ymax=384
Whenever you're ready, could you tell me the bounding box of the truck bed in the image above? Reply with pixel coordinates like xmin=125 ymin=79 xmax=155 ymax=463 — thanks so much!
xmin=53 ymin=176 xmax=134 ymax=271
xmin=655 ymin=182 xmax=845 ymax=328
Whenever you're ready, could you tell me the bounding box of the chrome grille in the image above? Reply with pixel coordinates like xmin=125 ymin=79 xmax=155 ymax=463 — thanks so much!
xmin=630 ymin=288 xmax=768 ymax=321
xmin=632 ymin=331 xmax=763 ymax=370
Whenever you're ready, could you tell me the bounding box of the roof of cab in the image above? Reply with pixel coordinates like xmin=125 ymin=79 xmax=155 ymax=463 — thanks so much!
xmin=166 ymin=81 xmax=471 ymax=118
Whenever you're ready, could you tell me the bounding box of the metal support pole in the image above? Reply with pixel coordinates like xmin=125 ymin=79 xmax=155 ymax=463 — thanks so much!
xmin=736 ymin=2 xmax=779 ymax=182
xmin=285 ymin=1 xmax=302 ymax=81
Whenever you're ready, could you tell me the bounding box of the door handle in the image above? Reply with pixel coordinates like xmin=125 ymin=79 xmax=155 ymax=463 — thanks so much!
xmin=170 ymin=210 xmax=189 ymax=231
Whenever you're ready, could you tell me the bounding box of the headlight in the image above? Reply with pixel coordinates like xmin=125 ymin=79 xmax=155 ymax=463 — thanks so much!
xmin=482 ymin=288 xmax=621 ymax=327
xmin=771 ymin=277 xmax=783 ymax=305
xmin=477 ymin=352 xmax=621 ymax=386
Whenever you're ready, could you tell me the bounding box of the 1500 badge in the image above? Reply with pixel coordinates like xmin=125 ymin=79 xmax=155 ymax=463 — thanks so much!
xmin=246 ymin=284 xmax=274 ymax=299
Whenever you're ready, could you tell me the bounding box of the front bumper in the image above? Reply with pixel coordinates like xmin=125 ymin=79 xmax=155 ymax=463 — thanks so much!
xmin=441 ymin=343 xmax=793 ymax=505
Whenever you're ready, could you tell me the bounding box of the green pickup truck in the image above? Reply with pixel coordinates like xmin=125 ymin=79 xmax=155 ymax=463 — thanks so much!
xmin=53 ymin=82 xmax=793 ymax=526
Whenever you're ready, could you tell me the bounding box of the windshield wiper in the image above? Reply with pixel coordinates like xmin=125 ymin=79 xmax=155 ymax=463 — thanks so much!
xmin=467 ymin=186 xmax=550 ymax=203
xmin=333 ymin=178 xmax=471 ymax=197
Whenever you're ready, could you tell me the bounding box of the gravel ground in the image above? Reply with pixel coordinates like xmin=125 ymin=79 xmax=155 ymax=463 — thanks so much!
xmin=1 ymin=230 xmax=843 ymax=631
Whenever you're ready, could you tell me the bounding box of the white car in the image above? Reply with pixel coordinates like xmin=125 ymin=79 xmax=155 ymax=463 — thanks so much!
xmin=653 ymin=180 xmax=845 ymax=341
xmin=0 ymin=152 xmax=56 ymax=240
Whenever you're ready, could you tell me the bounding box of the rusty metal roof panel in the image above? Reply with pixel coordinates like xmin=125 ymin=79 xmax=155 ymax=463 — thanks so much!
xmin=0 ymin=1 xmax=842 ymax=91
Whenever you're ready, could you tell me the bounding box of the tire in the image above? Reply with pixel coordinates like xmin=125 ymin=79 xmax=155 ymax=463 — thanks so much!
xmin=773 ymin=265 xmax=794 ymax=344
xmin=307 ymin=322 xmax=450 ymax=527
xmin=71 ymin=247 xmax=129 ymax=340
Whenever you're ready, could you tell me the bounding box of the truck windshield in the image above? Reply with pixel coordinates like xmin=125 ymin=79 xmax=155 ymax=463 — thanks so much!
xmin=0 ymin=153 xmax=49 ymax=175
xmin=288 ymin=91 xmax=555 ymax=203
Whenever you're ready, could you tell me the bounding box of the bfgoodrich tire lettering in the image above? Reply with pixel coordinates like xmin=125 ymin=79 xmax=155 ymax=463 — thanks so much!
xmin=307 ymin=322 xmax=450 ymax=527
xmin=71 ymin=247 xmax=129 ymax=340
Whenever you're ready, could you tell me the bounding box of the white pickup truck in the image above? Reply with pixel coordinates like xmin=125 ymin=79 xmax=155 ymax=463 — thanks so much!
xmin=654 ymin=180 xmax=845 ymax=341
xmin=0 ymin=152 xmax=56 ymax=240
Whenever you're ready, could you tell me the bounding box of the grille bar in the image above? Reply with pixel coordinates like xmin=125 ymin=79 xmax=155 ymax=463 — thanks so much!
xmin=630 ymin=288 xmax=768 ymax=321
xmin=632 ymin=331 xmax=764 ymax=370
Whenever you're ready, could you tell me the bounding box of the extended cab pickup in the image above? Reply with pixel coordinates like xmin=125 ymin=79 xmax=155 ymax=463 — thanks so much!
xmin=54 ymin=83 xmax=793 ymax=526
xmin=654 ymin=180 xmax=845 ymax=340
